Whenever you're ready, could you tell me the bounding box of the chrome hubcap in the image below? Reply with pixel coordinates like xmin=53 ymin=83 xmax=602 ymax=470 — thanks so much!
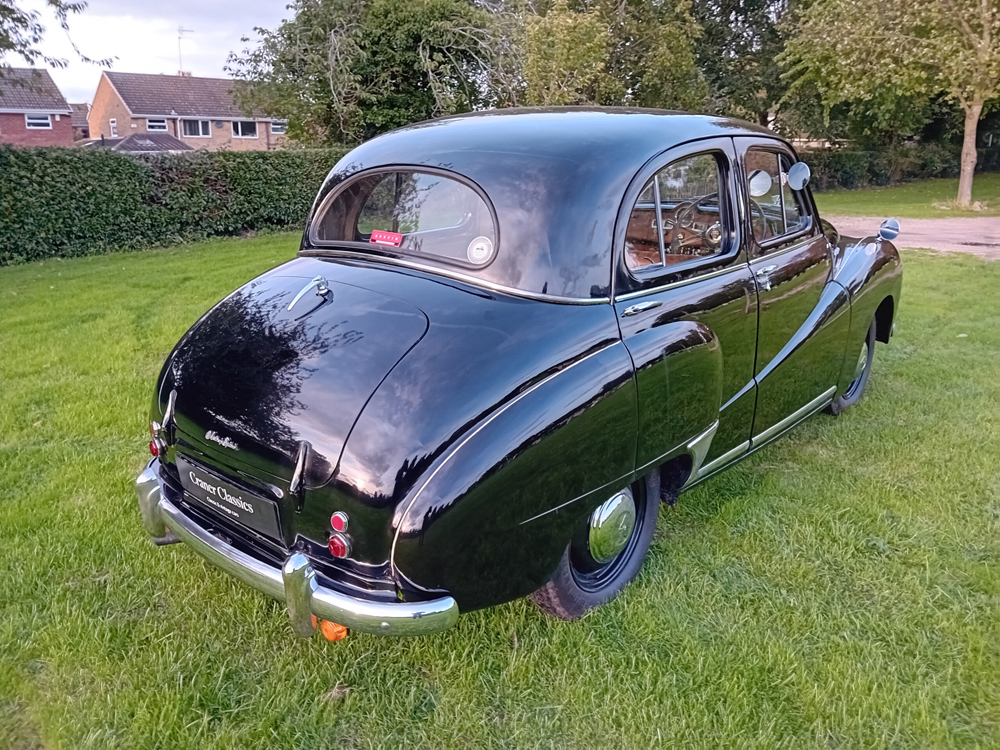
xmin=588 ymin=488 xmax=636 ymax=563
xmin=853 ymin=341 xmax=869 ymax=382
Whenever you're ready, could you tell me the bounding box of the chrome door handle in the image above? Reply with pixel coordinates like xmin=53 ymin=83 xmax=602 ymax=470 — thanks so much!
xmin=755 ymin=265 xmax=777 ymax=292
xmin=622 ymin=300 xmax=663 ymax=317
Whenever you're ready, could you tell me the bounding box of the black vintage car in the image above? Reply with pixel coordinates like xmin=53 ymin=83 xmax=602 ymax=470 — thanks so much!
xmin=135 ymin=109 xmax=902 ymax=638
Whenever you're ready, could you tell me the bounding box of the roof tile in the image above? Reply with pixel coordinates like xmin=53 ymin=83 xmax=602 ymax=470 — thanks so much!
xmin=105 ymin=72 xmax=264 ymax=119
xmin=0 ymin=68 xmax=72 ymax=113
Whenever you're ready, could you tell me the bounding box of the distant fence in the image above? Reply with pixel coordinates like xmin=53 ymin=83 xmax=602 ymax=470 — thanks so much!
xmin=805 ymin=145 xmax=1000 ymax=192
xmin=0 ymin=146 xmax=348 ymax=266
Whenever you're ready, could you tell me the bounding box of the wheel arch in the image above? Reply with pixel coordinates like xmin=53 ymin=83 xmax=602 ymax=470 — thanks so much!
xmin=390 ymin=342 xmax=639 ymax=612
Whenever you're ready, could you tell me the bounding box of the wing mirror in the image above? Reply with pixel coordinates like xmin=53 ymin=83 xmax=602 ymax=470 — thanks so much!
xmin=787 ymin=162 xmax=811 ymax=190
xmin=748 ymin=169 xmax=773 ymax=198
xmin=878 ymin=218 xmax=900 ymax=241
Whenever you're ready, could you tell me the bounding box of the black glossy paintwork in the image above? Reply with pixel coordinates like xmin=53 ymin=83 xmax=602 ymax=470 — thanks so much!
xmin=150 ymin=109 xmax=902 ymax=616
xmin=305 ymin=108 xmax=771 ymax=300
xmin=613 ymin=137 xmax=758 ymax=466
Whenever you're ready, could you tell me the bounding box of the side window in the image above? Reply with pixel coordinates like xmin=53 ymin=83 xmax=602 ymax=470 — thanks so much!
xmin=745 ymin=149 xmax=812 ymax=244
xmin=745 ymin=150 xmax=783 ymax=242
xmin=779 ymin=153 xmax=808 ymax=233
xmin=625 ymin=153 xmax=726 ymax=272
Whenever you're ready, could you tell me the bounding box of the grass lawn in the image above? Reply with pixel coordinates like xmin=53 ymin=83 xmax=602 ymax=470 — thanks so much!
xmin=814 ymin=172 xmax=1000 ymax=218
xmin=1 ymin=235 xmax=999 ymax=749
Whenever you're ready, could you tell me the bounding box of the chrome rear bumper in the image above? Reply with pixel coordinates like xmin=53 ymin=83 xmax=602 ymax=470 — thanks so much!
xmin=134 ymin=460 xmax=459 ymax=637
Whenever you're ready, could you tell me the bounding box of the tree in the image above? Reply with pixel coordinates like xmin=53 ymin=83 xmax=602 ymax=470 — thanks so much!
xmin=693 ymin=0 xmax=786 ymax=126
xmin=523 ymin=0 xmax=611 ymax=104
xmin=1 ymin=0 xmax=109 ymax=82
xmin=782 ymin=0 xmax=1000 ymax=205
xmin=522 ymin=0 xmax=706 ymax=110
xmin=228 ymin=0 xmax=520 ymax=144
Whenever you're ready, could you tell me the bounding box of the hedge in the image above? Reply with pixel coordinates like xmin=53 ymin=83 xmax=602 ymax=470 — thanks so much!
xmin=803 ymin=144 xmax=999 ymax=192
xmin=0 ymin=146 xmax=348 ymax=266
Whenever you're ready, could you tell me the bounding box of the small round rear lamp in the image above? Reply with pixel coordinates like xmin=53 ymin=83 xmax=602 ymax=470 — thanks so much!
xmin=328 ymin=533 xmax=351 ymax=559
xmin=149 ymin=440 xmax=159 ymax=457
xmin=330 ymin=512 xmax=348 ymax=532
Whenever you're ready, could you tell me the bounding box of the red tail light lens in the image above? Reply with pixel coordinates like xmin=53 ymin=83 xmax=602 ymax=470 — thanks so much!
xmin=328 ymin=533 xmax=351 ymax=558
xmin=149 ymin=440 xmax=159 ymax=457
xmin=330 ymin=512 xmax=348 ymax=532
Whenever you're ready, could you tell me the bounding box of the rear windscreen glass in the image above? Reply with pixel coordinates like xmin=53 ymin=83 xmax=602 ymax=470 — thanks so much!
xmin=313 ymin=171 xmax=498 ymax=269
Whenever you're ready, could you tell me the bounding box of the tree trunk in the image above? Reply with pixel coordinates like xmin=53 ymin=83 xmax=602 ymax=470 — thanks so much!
xmin=957 ymin=100 xmax=983 ymax=206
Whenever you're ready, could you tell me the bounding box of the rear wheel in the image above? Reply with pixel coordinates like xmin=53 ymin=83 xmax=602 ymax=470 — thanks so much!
xmin=828 ymin=318 xmax=876 ymax=416
xmin=530 ymin=474 xmax=659 ymax=620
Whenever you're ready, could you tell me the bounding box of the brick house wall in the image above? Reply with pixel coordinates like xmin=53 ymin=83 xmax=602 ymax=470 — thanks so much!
xmin=88 ymin=74 xmax=286 ymax=151
xmin=88 ymin=76 xmax=133 ymax=139
xmin=170 ymin=118 xmax=287 ymax=151
xmin=0 ymin=112 xmax=74 ymax=147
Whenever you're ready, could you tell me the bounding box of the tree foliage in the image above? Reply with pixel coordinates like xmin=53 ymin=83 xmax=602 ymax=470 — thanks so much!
xmin=782 ymin=0 xmax=1000 ymax=203
xmin=0 ymin=0 xmax=110 ymax=82
xmin=228 ymin=0 xmax=519 ymax=144
xmin=523 ymin=0 xmax=611 ymax=104
xmin=693 ymin=0 xmax=786 ymax=125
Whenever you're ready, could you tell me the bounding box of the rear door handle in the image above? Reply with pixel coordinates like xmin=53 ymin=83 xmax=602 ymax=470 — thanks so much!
xmin=622 ymin=300 xmax=663 ymax=317
xmin=755 ymin=265 xmax=777 ymax=292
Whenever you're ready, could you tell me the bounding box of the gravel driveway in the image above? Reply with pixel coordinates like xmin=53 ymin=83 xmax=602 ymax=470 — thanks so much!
xmin=827 ymin=215 xmax=1000 ymax=260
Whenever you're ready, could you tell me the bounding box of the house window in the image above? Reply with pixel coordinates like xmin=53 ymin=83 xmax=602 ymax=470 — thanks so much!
xmin=270 ymin=120 xmax=287 ymax=134
xmin=146 ymin=119 xmax=168 ymax=132
xmin=110 ymin=118 xmax=118 ymax=137
xmin=232 ymin=121 xmax=258 ymax=138
xmin=182 ymin=120 xmax=211 ymax=137
xmin=25 ymin=114 xmax=53 ymax=130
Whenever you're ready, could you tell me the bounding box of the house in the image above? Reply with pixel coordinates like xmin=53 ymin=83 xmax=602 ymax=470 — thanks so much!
xmin=70 ymin=103 xmax=91 ymax=140
xmin=81 ymin=132 xmax=193 ymax=154
xmin=0 ymin=68 xmax=74 ymax=147
xmin=88 ymin=71 xmax=287 ymax=151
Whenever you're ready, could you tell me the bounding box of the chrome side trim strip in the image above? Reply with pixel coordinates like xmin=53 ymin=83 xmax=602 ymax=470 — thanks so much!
xmin=680 ymin=420 xmax=719 ymax=489
xmin=615 ymin=263 xmax=742 ymax=302
xmin=136 ymin=462 xmax=459 ymax=637
xmin=299 ymin=249 xmax=610 ymax=306
xmin=751 ymin=386 xmax=837 ymax=446
xmin=694 ymin=440 xmax=750 ymax=482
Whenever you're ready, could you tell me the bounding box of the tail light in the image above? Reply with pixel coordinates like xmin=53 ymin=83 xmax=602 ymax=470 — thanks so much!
xmin=328 ymin=533 xmax=351 ymax=559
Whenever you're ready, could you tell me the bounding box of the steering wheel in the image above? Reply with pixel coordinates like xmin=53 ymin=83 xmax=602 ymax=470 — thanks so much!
xmin=749 ymin=198 xmax=775 ymax=241
xmin=661 ymin=193 xmax=721 ymax=255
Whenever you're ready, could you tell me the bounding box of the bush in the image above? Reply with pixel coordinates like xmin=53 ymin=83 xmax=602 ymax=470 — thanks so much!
xmin=0 ymin=146 xmax=348 ymax=266
xmin=802 ymin=142 xmax=1000 ymax=193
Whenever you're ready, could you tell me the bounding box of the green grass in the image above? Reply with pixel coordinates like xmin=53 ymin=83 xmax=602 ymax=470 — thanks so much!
xmin=2 ymin=235 xmax=999 ymax=749
xmin=814 ymin=173 xmax=1000 ymax=218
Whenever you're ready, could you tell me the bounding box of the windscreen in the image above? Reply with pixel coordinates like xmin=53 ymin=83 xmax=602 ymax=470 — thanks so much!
xmin=313 ymin=171 xmax=498 ymax=269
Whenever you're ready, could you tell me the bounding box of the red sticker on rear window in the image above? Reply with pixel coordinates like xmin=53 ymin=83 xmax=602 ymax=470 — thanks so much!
xmin=370 ymin=230 xmax=403 ymax=247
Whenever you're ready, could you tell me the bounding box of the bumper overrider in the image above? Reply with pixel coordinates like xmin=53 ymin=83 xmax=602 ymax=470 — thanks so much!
xmin=134 ymin=460 xmax=459 ymax=637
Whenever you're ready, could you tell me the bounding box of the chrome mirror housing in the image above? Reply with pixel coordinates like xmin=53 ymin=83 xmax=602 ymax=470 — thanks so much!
xmin=878 ymin=218 xmax=900 ymax=241
xmin=787 ymin=162 xmax=811 ymax=190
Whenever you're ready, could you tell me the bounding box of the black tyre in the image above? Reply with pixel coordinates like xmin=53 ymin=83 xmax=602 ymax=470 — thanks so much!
xmin=827 ymin=318 xmax=876 ymax=416
xmin=530 ymin=473 xmax=659 ymax=620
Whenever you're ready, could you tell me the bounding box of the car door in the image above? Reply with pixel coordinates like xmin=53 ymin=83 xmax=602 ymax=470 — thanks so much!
xmin=735 ymin=137 xmax=851 ymax=442
xmin=613 ymin=138 xmax=758 ymax=477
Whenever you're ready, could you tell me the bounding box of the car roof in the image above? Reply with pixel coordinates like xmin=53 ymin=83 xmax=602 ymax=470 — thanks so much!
xmin=307 ymin=108 xmax=781 ymax=301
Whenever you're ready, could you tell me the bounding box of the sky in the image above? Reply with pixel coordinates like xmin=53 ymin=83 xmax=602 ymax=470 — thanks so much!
xmin=13 ymin=0 xmax=292 ymax=103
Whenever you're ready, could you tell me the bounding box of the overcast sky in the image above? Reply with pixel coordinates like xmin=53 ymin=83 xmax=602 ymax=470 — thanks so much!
xmin=14 ymin=0 xmax=291 ymax=103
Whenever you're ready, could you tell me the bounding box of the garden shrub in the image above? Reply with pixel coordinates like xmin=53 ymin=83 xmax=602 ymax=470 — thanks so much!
xmin=803 ymin=143 xmax=996 ymax=192
xmin=0 ymin=146 xmax=347 ymax=266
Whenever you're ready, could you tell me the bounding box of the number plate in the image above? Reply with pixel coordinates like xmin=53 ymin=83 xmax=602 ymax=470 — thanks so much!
xmin=177 ymin=456 xmax=282 ymax=540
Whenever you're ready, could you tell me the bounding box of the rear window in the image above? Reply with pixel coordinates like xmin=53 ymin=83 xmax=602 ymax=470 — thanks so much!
xmin=313 ymin=170 xmax=498 ymax=269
